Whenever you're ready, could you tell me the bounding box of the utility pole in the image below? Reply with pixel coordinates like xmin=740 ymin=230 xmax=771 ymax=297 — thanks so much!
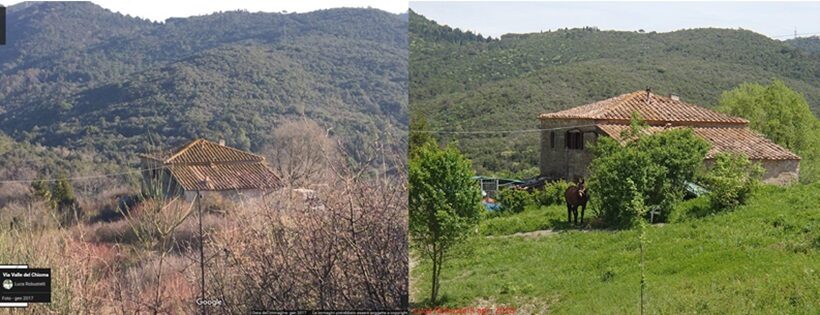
xmin=198 ymin=191 xmax=206 ymax=315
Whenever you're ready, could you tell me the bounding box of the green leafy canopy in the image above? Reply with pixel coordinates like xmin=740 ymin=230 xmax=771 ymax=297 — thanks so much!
xmin=589 ymin=117 xmax=710 ymax=228
xmin=409 ymin=144 xmax=482 ymax=252
xmin=717 ymin=80 xmax=820 ymax=182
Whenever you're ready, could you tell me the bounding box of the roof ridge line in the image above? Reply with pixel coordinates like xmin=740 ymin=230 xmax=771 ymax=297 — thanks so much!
xmin=208 ymin=139 xmax=266 ymax=161
xmin=164 ymin=139 xmax=204 ymax=163
xmin=164 ymin=138 xmax=265 ymax=164
xmin=609 ymin=91 xmax=645 ymax=116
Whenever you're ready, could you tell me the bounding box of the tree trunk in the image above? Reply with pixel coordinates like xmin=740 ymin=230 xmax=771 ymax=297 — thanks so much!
xmin=430 ymin=245 xmax=438 ymax=306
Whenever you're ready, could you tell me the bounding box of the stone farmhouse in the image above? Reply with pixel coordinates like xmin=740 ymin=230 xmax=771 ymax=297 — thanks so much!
xmin=139 ymin=139 xmax=283 ymax=201
xmin=538 ymin=90 xmax=800 ymax=185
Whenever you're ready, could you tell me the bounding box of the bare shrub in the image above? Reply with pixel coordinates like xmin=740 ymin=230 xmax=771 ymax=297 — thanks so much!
xmin=105 ymin=251 xmax=197 ymax=314
xmin=0 ymin=126 xmax=407 ymax=314
xmin=0 ymin=166 xmax=37 ymax=206
xmin=263 ymin=119 xmax=341 ymax=188
xmin=208 ymin=142 xmax=408 ymax=311
xmin=0 ymin=223 xmax=110 ymax=314
xmin=0 ymin=200 xmax=60 ymax=231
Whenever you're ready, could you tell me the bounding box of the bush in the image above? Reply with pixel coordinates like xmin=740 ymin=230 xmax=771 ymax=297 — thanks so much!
xmin=535 ymin=180 xmax=571 ymax=206
xmin=667 ymin=196 xmax=712 ymax=222
xmin=588 ymin=118 xmax=709 ymax=228
xmin=703 ymin=153 xmax=763 ymax=210
xmin=496 ymin=188 xmax=533 ymax=213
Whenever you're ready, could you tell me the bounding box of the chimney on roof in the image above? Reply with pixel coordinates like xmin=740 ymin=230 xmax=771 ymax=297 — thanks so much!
xmin=645 ymin=88 xmax=652 ymax=104
xmin=670 ymin=94 xmax=680 ymax=101
xmin=218 ymin=139 xmax=226 ymax=146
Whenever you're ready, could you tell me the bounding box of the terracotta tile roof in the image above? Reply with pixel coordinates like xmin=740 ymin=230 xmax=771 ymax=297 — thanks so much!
xmin=169 ymin=162 xmax=282 ymax=191
xmin=142 ymin=139 xmax=264 ymax=164
xmin=597 ymin=124 xmax=800 ymax=161
xmin=141 ymin=139 xmax=282 ymax=191
xmin=539 ymin=91 xmax=748 ymax=125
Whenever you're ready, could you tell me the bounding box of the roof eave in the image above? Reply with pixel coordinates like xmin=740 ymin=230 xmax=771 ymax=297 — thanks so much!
xmin=538 ymin=116 xmax=748 ymax=126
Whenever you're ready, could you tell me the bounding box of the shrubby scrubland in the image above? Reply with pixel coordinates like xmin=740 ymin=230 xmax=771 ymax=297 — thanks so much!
xmin=0 ymin=121 xmax=407 ymax=313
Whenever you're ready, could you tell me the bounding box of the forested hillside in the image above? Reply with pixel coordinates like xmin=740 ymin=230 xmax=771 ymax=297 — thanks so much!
xmin=0 ymin=2 xmax=407 ymax=173
xmin=410 ymin=10 xmax=820 ymax=176
xmin=786 ymin=36 xmax=820 ymax=55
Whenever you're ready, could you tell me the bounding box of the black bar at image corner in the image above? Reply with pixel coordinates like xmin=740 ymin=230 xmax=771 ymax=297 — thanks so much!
xmin=1 ymin=6 xmax=6 ymax=45
xmin=0 ymin=293 xmax=51 ymax=303
xmin=0 ymin=268 xmax=52 ymax=303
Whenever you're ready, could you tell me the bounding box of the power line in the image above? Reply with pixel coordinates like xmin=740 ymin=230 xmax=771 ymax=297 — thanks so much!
xmin=771 ymin=31 xmax=820 ymax=39
xmin=410 ymin=124 xmax=599 ymax=135
xmin=0 ymin=165 xmax=167 ymax=184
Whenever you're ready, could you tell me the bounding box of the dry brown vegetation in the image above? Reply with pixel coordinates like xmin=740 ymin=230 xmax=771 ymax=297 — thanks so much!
xmin=0 ymin=120 xmax=407 ymax=314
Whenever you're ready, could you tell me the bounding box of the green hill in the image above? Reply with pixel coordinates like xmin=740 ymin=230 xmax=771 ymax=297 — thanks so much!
xmin=410 ymin=11 xmax=820 ymax=176
xmin=786 ymin=36 xmax=820 ymax=55
xmin=0 ymin=2 xmax=407 ymax=170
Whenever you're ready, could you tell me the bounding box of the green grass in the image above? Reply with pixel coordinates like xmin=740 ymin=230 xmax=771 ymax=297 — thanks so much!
xmin=412 ymin=184 xmax=820 ymax=314
xmin=477 ymin=204 xmax=569 ymax=236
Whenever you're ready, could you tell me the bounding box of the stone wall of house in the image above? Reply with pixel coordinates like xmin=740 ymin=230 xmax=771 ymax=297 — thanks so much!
xmin=759 ymin=160 xmax=800 ymax=185
xmin=704 ymin=159 xmax=800 ymax=186
xmin=539 ymin=119 xmax=599 ymax=181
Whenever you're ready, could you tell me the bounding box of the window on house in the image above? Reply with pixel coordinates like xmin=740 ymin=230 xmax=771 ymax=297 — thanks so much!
xmin=550 ymin=131 xmax=555 ymax=148
xmin=566 ymin=130 xmax=584 ymax=150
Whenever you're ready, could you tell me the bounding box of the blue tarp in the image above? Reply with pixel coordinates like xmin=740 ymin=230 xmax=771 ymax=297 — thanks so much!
xmin=482 ymin=201 xmax=501 ymax=211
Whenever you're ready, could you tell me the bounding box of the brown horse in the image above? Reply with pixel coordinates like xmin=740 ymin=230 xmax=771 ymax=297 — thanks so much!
xmin=565 ymin=179 xmax=589 ymax=225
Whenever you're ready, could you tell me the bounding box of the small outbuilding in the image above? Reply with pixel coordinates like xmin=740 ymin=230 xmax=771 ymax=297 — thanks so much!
xmin=139 ymin=139 xmax=283 ymax=201
xmin=538 ymin=90 xmax=800 ymax=185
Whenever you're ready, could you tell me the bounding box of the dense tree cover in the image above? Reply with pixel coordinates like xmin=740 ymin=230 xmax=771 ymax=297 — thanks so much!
xmin=408 ymin=9 xmax=491 ymax=44
xmin=409 ymin=113 xmax=437 ymax=158
xmin=0 ymin=2 xmax=407 ymax=175
xmin=409 ymin=143 xmax=482 ymax=305
xmin=0 ymin=131 xmax=128 ymax=205
xmin=410 ymin=11 xmax=820 ymax=176
xmin=717 ymin=80 xmax=820 ymax=182
xmin=588 ymin=119 xmax=710 ymax=228
xmin=785 ymin=36 xmax=820 ymax=56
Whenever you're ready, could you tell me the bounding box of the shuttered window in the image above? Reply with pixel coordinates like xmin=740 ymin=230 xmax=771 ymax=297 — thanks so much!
xmin=566 ymin=131 xmax=584 ymax=150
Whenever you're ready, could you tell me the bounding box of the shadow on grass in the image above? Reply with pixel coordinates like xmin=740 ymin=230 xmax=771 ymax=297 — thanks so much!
xmin=683 ymin=201 xmax=718 ymax=219
xmin=672 ymin=196 xmax=719 ymax=221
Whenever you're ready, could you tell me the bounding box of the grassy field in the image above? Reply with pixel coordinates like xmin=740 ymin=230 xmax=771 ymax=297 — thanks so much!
xmin=411 ymin=184 xmax=820 ymax=314
xmin=477 ymin=204 xmax=569 ymax=236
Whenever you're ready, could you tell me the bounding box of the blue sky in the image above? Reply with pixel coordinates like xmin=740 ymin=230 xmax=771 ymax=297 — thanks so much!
xmin=410 ymin=1 xmax=820 ymax=40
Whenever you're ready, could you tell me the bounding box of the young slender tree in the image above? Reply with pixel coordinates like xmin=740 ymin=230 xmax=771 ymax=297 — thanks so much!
xmin=409 ymin=143 xmax=481 ymax=305
xmin=627 ymin=179 xmax=649 ymax=315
